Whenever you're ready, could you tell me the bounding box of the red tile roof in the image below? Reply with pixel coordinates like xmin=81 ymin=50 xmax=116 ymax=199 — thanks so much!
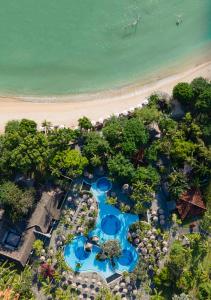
xmin=177 ymin=188 xmax=206 ymax=220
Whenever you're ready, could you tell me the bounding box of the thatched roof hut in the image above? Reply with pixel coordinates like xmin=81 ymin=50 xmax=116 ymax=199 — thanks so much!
xmin=0 ymin=189 xmax=64 ymax=267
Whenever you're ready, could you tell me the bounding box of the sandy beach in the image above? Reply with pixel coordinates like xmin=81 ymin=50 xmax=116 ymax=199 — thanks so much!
xmin=0 ymin=60 xmax=211 ymax=132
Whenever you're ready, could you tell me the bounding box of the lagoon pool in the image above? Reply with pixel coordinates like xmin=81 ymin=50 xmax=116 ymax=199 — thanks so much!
xmin=64 ymin=178 xmax=139 ymax=278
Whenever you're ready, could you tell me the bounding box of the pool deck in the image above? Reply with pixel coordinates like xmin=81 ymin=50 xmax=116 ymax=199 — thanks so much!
xmin=64 ymin=178 xmax=139 ymax=279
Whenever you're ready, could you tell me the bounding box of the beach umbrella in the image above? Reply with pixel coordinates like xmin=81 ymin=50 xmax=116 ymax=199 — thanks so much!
xmin=97 ymin=281 xmax=102 ymax=286
xmin=159 ymin=214 xmax=165 ymax=220
xmin=162 ymin=241 xmax=168 ymax=246
xmin=40 ymin=256 xmax=45 ymax=262
xmin=163 ymin=247 xmax=168 ymax=253
xmin=123 ymin=288 xmax=128 ymax=294
xmin=133 ymin=290 xmax=138 ymax=295
xmin=152 ymin=228 xmax=157 ymax=233
xmin=78 ymin=227 xmax=83 ymax=232
xmin=41 ymin=249 xmax=46 ymax=255
xmin=159 ymin=208 xmax=164 ymax=214
xmin=92 ymin=236 xmax=99 ymax=242
xmin=68 ymin=274 xmax=73 ymax=280
xmin=153 ymin=216 xmax=158 ymax=222
xmin=78 ymin=295 xmax=83 ymax=299
xmin=91 ymin=278 xmax=96 ymax=284
xmin=151 ymin=210 xmax=157 ymax=216
xmin=113 ymin=285 xmax=119 ymax=291
xmin=134 ymin=238 xmax=139 ymax=244
xmin=136 ymin=104 xmax=142 ymax=108
xmin=150 ymin=235 xmax=156 ymax=240
xmin=90 ymin=205 xmax=95 ymax=211
xmin=160 ymin=219 xmax=165 ymax=225
xmin=84 ymin=277 xmax=88 ymax=282
xmin=120 ymin=282 xmax=126 ymax=288
xmin=142 ymin=98 xmax=148 ymax=105
xmin=138 ymin=242 xmax=144 ymax=248
xmin=78 ymin=285 xmax=82 ymax=289
xmin=84 ymin=287 xmax=89 ymax=293
xmin=91 ymin=290 xmax=96 ymax=295
xmin=127 ymin=285 xmax=132 ymax=291
xmin=72 ymin=283 xmax=77 ymax=289
xmin=147 ymin=230 xmax=152 ymax=236
xmin=122 ymin=298 xmax=127 ymax=300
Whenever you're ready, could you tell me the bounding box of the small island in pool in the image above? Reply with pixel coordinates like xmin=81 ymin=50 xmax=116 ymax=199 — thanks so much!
xmin=64 ymin=178 xmax=139 ymax=278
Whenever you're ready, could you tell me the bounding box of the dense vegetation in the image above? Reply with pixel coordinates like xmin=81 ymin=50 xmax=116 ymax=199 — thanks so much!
xmin=0 ymin=77 xmax=210 ymax=299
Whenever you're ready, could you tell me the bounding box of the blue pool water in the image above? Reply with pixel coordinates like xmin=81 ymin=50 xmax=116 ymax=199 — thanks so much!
xmin=64 ymin=178 xmax=139 ymax=278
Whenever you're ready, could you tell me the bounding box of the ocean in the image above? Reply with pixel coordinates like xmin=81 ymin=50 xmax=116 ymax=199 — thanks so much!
xmin=0 ymin=0 xmax=210 ymax=96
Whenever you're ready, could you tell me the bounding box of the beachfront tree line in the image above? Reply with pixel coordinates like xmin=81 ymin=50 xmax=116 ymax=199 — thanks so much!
xmin=0 ymin=77 xmax=210 ymax=299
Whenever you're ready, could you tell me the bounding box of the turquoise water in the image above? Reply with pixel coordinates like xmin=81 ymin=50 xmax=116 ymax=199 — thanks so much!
xmin=64 ymin=178 xmax=139 ymax=278
xmin=0 ymin=0 xmax=210 ymax=96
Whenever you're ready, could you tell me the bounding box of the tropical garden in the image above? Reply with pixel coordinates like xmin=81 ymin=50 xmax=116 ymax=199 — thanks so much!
xmin=0 ymin=77 xmax=210 ymax=299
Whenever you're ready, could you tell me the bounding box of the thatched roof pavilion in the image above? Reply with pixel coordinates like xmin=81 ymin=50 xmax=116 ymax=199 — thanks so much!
xmin=176 ymin=188 xmax=206 ymax=220
xmin=0 ymin=189 xmax=64 ymax=267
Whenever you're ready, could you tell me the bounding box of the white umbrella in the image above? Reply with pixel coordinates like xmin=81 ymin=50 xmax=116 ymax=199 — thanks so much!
xmin=40 ymin=256 xmax=45 ymax=262
xmin=84 ymin=287 xmax=89 ymax=293
xmin=97 ymin=281 xmax=102 ymax=286
xmin=113 ymin=285 xmax=119 ymax=291
xmin=91 ymin=278 xmax=96 ymax=284
xmin=142 ymin=99 xmax=148 ymax=105
xmin=77 ymin=285 xmax=82 ymax=289
xmin=133 ymin=290 xmax=138 ymax=295
xmin=123 ymin=288 xmax=128 ymax=293
xmin=78 ymin=296 xmax=83 ymax=299
xmin=163 ymin=247 xmax=168 ymax=253
xmin=72 ymin=283 xmax=77 ymax=288
xmin=120 ymin=282 xmax=126 ymax=288
xmin=91 ymin=290 xmax=96 ymax=295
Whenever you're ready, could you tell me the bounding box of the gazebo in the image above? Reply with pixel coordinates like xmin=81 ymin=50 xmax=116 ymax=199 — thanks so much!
xmin=176 ymin=188 xmax=206 ymax=220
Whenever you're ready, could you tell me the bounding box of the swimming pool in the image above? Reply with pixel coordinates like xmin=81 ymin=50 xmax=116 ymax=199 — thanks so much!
xmin=64 ymin=178 xmax=139 ymax=278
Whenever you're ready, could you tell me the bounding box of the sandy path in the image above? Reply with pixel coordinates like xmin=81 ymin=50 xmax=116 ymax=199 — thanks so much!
xmin=0 ymin=60 xmax=211 ymax=131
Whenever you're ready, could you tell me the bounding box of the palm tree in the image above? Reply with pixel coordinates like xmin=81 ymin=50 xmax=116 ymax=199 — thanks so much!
xmin=151 ymin=289 xmax=165 ymax=300
xmin=42 ymin=120 xmax=52 ymax=135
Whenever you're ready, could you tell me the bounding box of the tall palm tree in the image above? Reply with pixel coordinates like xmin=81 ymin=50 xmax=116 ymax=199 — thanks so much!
xmin=42 ymin=120 xmax=52 ymax=135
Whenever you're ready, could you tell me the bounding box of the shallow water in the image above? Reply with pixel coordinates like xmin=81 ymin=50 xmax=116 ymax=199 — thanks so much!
xmin=0 ymin=0 xmax=210 ymax=96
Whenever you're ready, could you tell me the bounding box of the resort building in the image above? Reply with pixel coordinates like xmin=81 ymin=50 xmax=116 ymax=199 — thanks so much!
xmin=0 ymin=189 xmax=64 ymax=267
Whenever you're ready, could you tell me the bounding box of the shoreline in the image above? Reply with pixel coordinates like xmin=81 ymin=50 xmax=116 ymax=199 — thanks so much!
xmin=0 ymin=60 xmax=211 ymax=132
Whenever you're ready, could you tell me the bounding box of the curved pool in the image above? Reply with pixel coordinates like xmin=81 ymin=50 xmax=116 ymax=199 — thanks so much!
xmin=101 ymin=214 xmax=121 ymax=235
xmin=96 ymin=177 xmax=112 ymax=193
xmin=64 ymin=178 xmax=139 ymax=278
